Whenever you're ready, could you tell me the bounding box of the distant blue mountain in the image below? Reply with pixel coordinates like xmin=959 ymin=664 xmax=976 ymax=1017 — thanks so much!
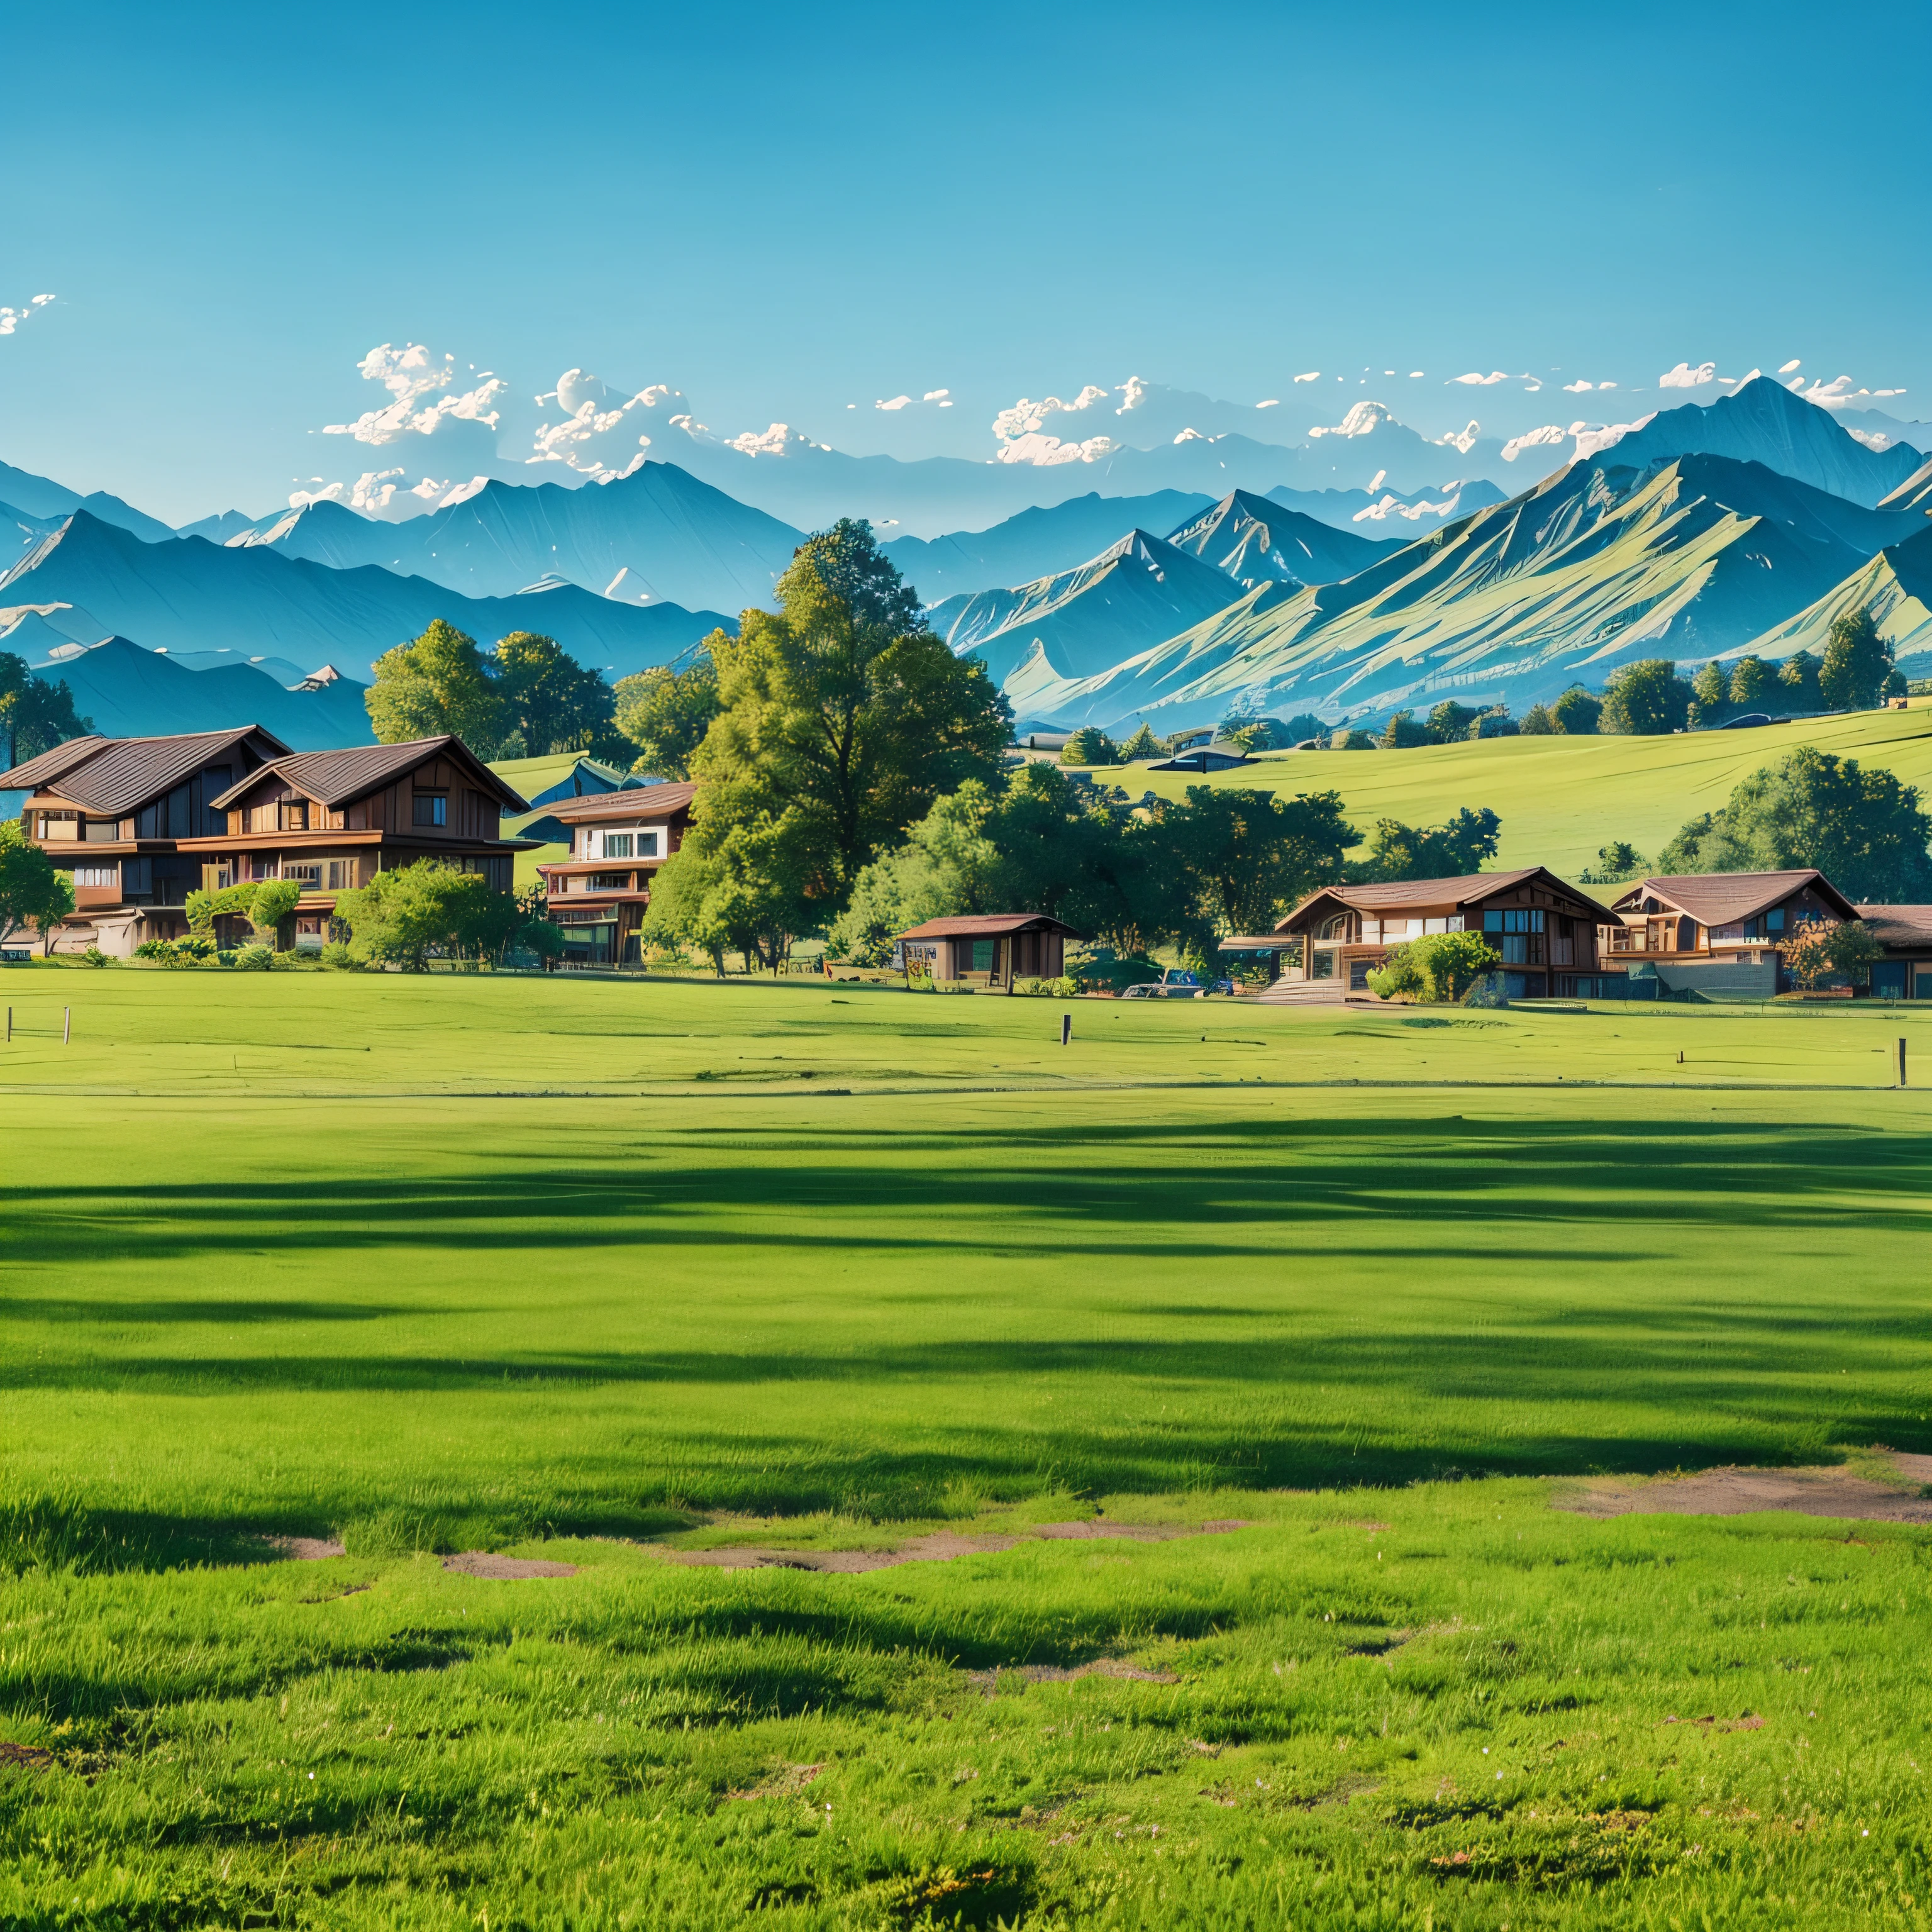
xmin=0 ymin=459 xmax=175 ymax=543
xmin=0 ymin=511 xmax=730 ymax=683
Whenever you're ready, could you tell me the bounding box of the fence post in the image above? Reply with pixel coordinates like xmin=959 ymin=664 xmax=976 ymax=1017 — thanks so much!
xmin=64 ymin=1006 xmax=71 ymax=1045
xmin=1901 ymin=1037 xmax=1908 ymax=1089
xmin=1061 ymin=1012 xmax=1072 ymax=1046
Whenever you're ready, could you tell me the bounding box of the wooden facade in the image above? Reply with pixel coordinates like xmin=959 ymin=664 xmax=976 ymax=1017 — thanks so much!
xmin=6 ymin=730 xmax=531 ymax=953
xmin=535 ymin=782 xmax=698 ymax=965
xmin=1599 ymin=871 xmax=1857 ymax=996
xmin=1273 ymin=869 xmax=1618 ymax=1002
xmin=894 ymin=913 xmax=1079 ymax=990
xmin=1857 ymin=906 xmax=1932 ymax=999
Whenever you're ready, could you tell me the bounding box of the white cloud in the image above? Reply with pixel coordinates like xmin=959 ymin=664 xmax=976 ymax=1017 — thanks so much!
xmin=993 ymin=431 xmax=1120 ymax=467
xmin=1408 ymin=371 xmax=1424 ymax=379
xmin=1572 ymin=414 xmax=1655 ymax=460
xmin=1792 ymin=374 xmax=1908 ymax=409
xmin=0 ymin=292 xmax=55 ymax=337
xmin=323 ymin=343 xmax=509 ymax=446
xmin=1309 ymin=401 xmax=1399 ymax=440
xmin=992 ymin=386 xmax=1111 ymax=441
xmin=289 ymin=468 xmax=475 ymax=521
xmin=1450 ymin=371 xmax=1510 ymax=386
xmin=1779 ymin=358 xmax=1802 ymax=374
xmin=1501 ymin=425 xmax=1567 ymax=462
xmin=1658 ymin=361 xmax=1718 ymax=389
xmin=1293 ymin=371 xmax=1321 ymax=383
xmin=526 ymin=371 xmax=702 ymax=477
xmin=1173 ymin=428 xmax=1210 ymax=443
xmin=923 ymin=389 xmax=950 ymax=401
xmin=1255 ymin=399 xmax=1280 ymax=409
xmin=1562 ymin=380 xmax=1595 ymax=393
xmin=1523 ymin=379 xmax=1543 ymax=393
xmin=876 ymin=396 xmax=912 ymax=411
xmin=725 ymin=423 xmax=813 ymax=457
xmin=1435 ymin=420 xmax=1481 ymax=454
xmin=1352 ymin=489 xmax=1465 ymax=525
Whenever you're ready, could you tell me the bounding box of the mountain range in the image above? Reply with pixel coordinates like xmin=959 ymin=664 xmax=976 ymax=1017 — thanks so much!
xmin=220 ymin=462 xmax=805 ymax=617
xmin=0 ymin=511 xmax=728 ymax=684
xmin=1163 ymin=491 xmax=1406 ymax=586
xmin=947 ymin=451 xmax=1932 ymax=733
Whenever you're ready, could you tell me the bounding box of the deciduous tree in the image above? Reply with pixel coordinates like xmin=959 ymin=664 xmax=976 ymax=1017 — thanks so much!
xmin=365 ymin=619 xmax=506 ymax=749
xmin=0 ymin=655 xmax=91 ymax=769
xmin=1818 ymin=606 xmax=1894 ymax=711
xmin=1600 ymin=660 xmax=1693 ymax=735
xmin=613 ymin=649 xmax=722 ymax=779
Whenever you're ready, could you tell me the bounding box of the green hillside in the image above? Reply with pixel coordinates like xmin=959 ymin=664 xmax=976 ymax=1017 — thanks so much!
xmin=1111 ymin=700 xmax=1932 ymax=876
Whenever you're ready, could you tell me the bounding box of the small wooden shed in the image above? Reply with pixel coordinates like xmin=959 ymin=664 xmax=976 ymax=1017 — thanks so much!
xmin=894 ymin=913 xmax=1081 ymax=990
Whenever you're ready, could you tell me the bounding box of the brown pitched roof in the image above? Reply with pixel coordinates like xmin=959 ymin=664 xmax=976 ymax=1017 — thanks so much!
xmin=543 ymin=781 xmax=699 ymax=823
xmin=899 ymin=913 xmax=1083 ymax=940
xmin=209 ymin=736 xmax=529 ymax=813
xmin=1612 ymin=870 xmax=1858 ymax=924
xmin=1277 ymin=868 xmax=1615 ymax=930
xmin=3 ymin=726 xmax=291 ymax=814
xmin=1855 ymin=904 xmax=1932 ymax=950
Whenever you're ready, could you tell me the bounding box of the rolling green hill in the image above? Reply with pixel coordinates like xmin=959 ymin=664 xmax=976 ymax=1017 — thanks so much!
xmin=1109 ymin=700 xmax=1932 ymax=875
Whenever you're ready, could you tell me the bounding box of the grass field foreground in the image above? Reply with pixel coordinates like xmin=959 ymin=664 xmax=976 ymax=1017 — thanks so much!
xmin=3 ymin=973 xmax=1930 ymax=1926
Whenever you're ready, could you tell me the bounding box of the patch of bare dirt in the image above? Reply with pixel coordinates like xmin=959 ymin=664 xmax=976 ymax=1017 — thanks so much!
xmin=1662 ymin=1713 xmax=1765 ymax=1732
xmin=723 ymin=1762 xmax=824 ymax=1804
xmin=650 ymin=1517 xmax=1252 ymax=1574
xmin=964 ymin=1658 xmax=1180 ymax=1694
xmin=0 ymin=1742 xmax=55 ymax=1773
xmin=1558 ymin=1458 xmax=1932 ymax=1524
xmin=264 ymin=1535 xmax=348 ymax=1560
xmin=441 ymin=1552 xmax=579 ymax=1579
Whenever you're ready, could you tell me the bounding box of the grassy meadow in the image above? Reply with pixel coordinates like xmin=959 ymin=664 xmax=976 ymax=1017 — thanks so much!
xmin=1108 ymin=701 xmax=1932 ymax=876
xmin=3 ymin=970 xmax=1931 ymax=1927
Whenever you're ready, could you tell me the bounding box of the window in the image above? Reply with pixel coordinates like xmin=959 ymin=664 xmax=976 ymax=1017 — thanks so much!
xmin=1311 ymin=948 xmax=1336 ymax=980
xmin=1482 ymin=908 xmax=1544 ymax=935
xmin=282 ymin=863 xmax=321 ymax=885
xmin=1318 ymin=913 xmax=1350 ymax=940
xmin=35 ymin=813 xmax=79 ymax=840
xmin=970 ymin=938 xmax=996 ymax=972
xmin=413 ymin=792 xmax=447 ymax=827
xmin=74 ymin=865 xmax=119 ymax=889
xmin=325 ymin=859 xmax=357 ymax=891
xmin=279 ymin=800 xmax=309 ymax=831
xmin=1767 ymin=908 xmax=1785 ymax=932
xmin=603 ymin=833 xmax=633 ymax=858
xmin=638 ymin=830 xmax=659 ymax=858
xmin=590 ymin=872 xmax=631 ymax=891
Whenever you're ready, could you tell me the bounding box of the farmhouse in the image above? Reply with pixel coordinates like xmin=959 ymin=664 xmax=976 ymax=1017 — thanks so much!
xmin=1601 ymin=870 xmax=1859 ymax=1000
xmin=1272 ymin=869 xmax=1619 ymax=1002
xmin=6 ymin=729 xmax=532 ymax=953
xmin=535 ymin=781 xmax=697 ymax=965
xmin=1853 ymin=905 xmax=1932 ymax=999
xmin=5 ymin=726 xmax=291 ymax=953
xmin=895 ymin=913 xmax=1080 ymax=989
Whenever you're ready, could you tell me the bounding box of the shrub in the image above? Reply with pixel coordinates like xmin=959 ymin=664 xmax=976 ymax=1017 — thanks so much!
xmin=318 ymin=941 xmax=360 ymax=971
xmin=1379 ymin=711 xmax=1431 ymax=750
xmin=233 ymin=943 xmax=274 ymax=972
xmin=80 ymin=945 xmax=111 ymax=968
xmin=1330 ymin=728 xmax=1376 ymax=751
xmin=1550 ymin=685 xmax=1603 ymax=735
xmin=1521 ymin=702 xmax=1555 ymax=735
xmin=1060 ymin=726 xmax=1118 ymax=767
xmin=1462 ymin=970 xmax=1509 ymax=1008
xmin=1601 ymin=660 xmax=1694 ymax=735
xmin=1364 ymin=942 xmax=1424 ymax=1001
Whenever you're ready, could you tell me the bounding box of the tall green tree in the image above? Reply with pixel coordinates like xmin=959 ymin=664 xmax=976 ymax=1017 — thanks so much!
xmin=1818 ymin=606 xmax=1894 ymax=711
xmin=1549 ymin=685 xmax=1603 ymax=735
xmin=1728 ymin=655 xmax=1773 ymax=708
xmin=493 ymin=631 xmax=617 ymax=757
xmin=0 ymin=655 xmax=91 ymax=769
xmin=1350 ymin=806 xmax=1501 ymax=882
xmin=1155 ymin=785 xmax=1355 ymax=957
xmin=1600 ymin=660 xmax=1694 ymax=735
xmin=334 ymin=860 xmax=509 ymax=971
xmin=613 ymin=648 xmax=723 ymax=779
xmin=677 ymin=518 xmax=1011 ymax=921
xmin=365 ymin=619 xmax=506 ymax=749
xmin=1689 ymin=660 xmax=1730 ymax=727
xmin=1657 ymin=746 xmax=1932 ymax=900
xmin=1777 ymin=649 xmax=1823 ymax=711
xmin=1059 ymin=726 xmax=1118 ymax=766
xmin=0 ymin=822 xmax=72 ymax=949
xmin=824 ymin=781 xmax=1004 ymax=965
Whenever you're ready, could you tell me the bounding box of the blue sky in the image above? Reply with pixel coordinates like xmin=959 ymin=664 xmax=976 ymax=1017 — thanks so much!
xmin=2 ymin=0 xmax=1927 ymax=521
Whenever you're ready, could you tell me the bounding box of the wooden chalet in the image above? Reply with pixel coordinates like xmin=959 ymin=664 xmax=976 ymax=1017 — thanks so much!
xmin=1601 ymin=870 xmax=1858 ymax=997
xmin=535 ymin=781 xmax=698 ymax=965
xmin=3 ymin=726 xmax=291 ymax=953
xmin=1851 ymin=906 xmax=1932 ymax=1000
xmin=894 ymin=913 xmax=1080 ymax=989
xmin=4 ymin=729 xmax=533 ymax=953
xmin=1272 ymin=869 xmax=1618 ymax=1002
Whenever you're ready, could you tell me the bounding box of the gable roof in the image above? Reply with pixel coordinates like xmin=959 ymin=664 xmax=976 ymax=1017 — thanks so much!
xmin=1611 ymin=870 xmax=1858 ymax=925
xmin=209 ymin=736 xmax=529 ymax=813
xmin=899 ymin=913 xmax=1084 ymax=940
xmin=4 ymin=726 xmax=291 ymax=815
xmin=543 ymin=781 xmax=698 ymax=824
xmin=1853 ymin=904 xmax=1932 ymax=950
xmin=1276 ymin=868 xmax=1616 ymax=931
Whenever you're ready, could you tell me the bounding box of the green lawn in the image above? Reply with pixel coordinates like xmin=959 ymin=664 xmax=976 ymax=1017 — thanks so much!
xmin=1102 ymin=701 xmax=1932 ymax=877
xmin=3 ymin=972 xmax=1930 ymax=1926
